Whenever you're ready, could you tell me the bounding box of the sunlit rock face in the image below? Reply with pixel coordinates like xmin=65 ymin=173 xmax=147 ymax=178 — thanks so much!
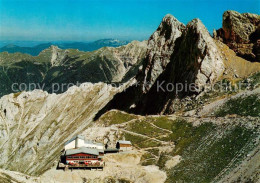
xmin=101 ymin=15 xmax=224 ymax=115
xmin=216 ymin=10 xmax=260 ymax=62
xmin=140 ymin=14 xmax=185 ymax=92
xmin=0 ymin=83 xmax=118 ymax=176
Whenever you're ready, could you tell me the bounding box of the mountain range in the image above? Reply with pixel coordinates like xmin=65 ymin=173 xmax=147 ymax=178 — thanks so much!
xmin=0 ymin=40 xmax=147 ymax=97
xmin=0 ymin=10 xmax=259 ymax=183
xmin=0 ymin=39 xmax=130 ymax=56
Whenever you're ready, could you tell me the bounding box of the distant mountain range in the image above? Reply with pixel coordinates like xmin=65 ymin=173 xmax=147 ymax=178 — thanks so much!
xmin=0 ymin=39 xmax=130 ymax=56
xmin=0 ymin=40 xmax=147 ymax=97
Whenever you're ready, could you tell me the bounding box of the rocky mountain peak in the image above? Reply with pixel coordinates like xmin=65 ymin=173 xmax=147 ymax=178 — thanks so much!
xmin=159 ymin=14 xmax=185 ymax=38
xmin=184 ymin=18 xmax=224 ymax=86
xmin=186 ymin=18 xmax=206 ymax=33
xmin=141 ymin=14 xmax=185 ymax=92
xmin=100 ymin=14 xmax=224 ymax=115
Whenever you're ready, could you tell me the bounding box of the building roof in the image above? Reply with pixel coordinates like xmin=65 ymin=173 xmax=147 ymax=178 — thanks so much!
xmin=65 ymin=135 xmax=85 ymax=145
xmin=65 ymin=135 xmax=104 ymax=147
xmin=65 ymin=147 xmax=100 ymax=156
xmin=117 ymin=140 xmax=132 ymax=145
xmin=95 ymin=142 xmax=104 ymax=146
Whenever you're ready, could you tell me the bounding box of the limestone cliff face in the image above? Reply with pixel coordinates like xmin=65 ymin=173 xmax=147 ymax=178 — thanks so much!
xmin=140 ymin=14 xmax=185 ymax=92
xmin=99 ymin=15 xmax=224 ymax=115
xmin=170 ymin=19 xmax=224 ymax=87
xmin=0 ymin=83 xmax=118 ymax=176
xmin=216 ymin=10 xmax=260 ymax=61
xmin=132 ymin=19 xmax=224 ymax=114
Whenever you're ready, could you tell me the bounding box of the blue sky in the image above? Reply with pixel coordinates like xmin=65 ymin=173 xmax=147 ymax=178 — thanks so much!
xmin=0 ymin=0 xmax=259 ymax=41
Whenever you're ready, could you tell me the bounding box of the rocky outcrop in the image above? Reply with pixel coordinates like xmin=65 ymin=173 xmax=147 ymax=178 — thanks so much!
xmin=140 ymin=14 xmax=185 ymax=92
xmin=132 ymin=19 xmax=224 ymax=114
xmin=173 ymin=19 xmax=224 ymax=87
xmin=98 ymin=15 xmax=224 ymax=115
xmin=0 ymin=83 xmax=118 ymax=176
xmin=216 ymin=10 xmax=260 ymax=61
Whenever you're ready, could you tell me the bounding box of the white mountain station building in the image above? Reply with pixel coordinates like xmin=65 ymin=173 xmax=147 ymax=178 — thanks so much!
xmin=65 ymin=135 xmax=104 ymax=150
xmin=63 ymin=135 xmax=104 ymax=166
